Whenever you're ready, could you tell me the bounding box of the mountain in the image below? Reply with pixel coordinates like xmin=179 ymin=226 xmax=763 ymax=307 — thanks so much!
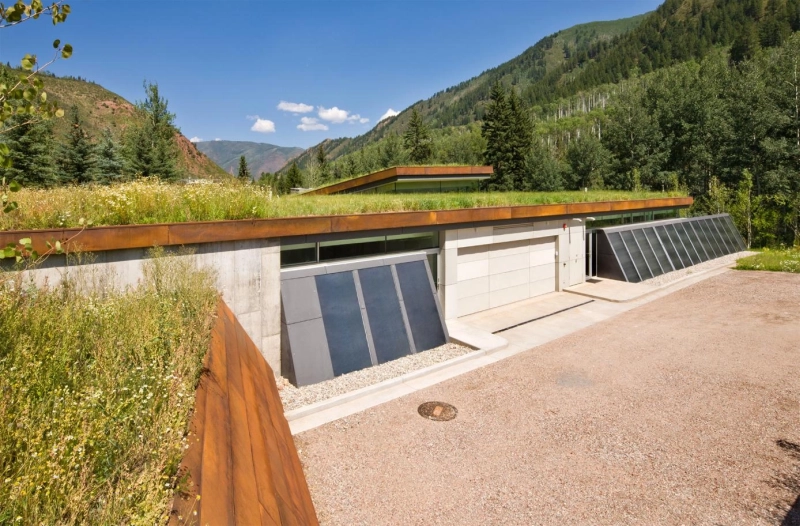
xmin=280 ymin=12 xmax=650 ymax=172
xmin=38 ymin=74 xmax=228 ymax=179
xmin=195 ymin=140 xmax=303 ymax=177
xmin=284 ymin=0 xmax=800 ymax=173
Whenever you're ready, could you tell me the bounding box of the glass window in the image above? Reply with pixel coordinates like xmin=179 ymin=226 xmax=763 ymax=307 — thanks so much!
xmin=319 ymin=236 xmax=387 ymax=262
xmin=386 ymin=232 xmax=438 ymax=253
xmin=280 ymin=243 xmax=317 ymax=267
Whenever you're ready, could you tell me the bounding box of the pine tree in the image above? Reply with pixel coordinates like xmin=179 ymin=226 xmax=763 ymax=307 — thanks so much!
xmin=506 ymin=89 xmax=532 ymax=190
xmin=89 ymin=129 xmax=127 ymax=184
xmin=285 ymin=162 xmax=303 ymax=190
xmin=482 ymin=82 xmax=513 ymax=190
xmin=380 ymin=133 xmax=403 ymax=168
xmin=60 ymin=106 xmax=95 ymax=184
xmin=237 ymin=155 xmax=251 ymax=181
xmin=315 ymin=144 xmax=331 ymax=182
xmin=124 ymin=82 xmax=179 ymax=180
xmin=403 ymin=108 xmax=433 ymax=164
xmin=1 ymin=115 xmax=58 ymax=187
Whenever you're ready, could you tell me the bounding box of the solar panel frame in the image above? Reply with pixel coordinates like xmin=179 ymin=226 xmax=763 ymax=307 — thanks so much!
xmin=666 ymin=223 xmax=696 ymax=266
xmin=684 ymin=222 xmax=710 ymax=261
xmin=655 ymin=225 xmax=684 ymax=270
xmin=633 ymin=229 xmax=664 ymax=276
xmin=645 ymin=227 xmax=675 ymax=272
xmin=608 ymin=232 xmax=640 ymax=282
xmin=698 ymin=219 xmax=723 ymax=257
xmin=621 ymin=230 xmax=653 ymax=280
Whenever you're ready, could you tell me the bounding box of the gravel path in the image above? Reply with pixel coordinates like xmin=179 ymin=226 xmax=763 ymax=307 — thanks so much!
xmin=296 ymin=271 xmax=800 ymax=525
xmin=643 ymin=250 xmax=752 ymax=287
xmin=279 ymin=343 xmax=473 ymax=411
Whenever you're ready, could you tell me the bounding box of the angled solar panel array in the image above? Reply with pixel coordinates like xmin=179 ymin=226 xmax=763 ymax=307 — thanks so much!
xmin=595 ymin=214 xmax=745 ymax=283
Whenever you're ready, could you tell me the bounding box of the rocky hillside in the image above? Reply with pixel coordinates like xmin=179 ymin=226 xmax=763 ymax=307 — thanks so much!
xmin=40 ymin=74 xmax=228 ymax=179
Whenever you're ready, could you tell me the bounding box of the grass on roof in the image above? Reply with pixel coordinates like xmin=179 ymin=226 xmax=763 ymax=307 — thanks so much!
xmin=0 ymin=179 xmax=685 ymax=231
xmin=0 ymin=251 xmax=218 ymax=524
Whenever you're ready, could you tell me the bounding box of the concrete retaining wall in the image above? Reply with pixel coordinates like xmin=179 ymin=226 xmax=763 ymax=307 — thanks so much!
xmin=15 ymin=239 xmax=283 ymax=372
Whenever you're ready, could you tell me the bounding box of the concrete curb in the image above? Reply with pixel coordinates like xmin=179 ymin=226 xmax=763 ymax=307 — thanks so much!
xmin=566 ymin=255 xmax=751 ymax=304
xmin=284 ymin=325 xmax=508 ymax=428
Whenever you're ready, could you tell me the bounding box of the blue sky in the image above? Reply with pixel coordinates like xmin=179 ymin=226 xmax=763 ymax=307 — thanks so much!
xmin=1 ymin=0 xmax=662 ymax=148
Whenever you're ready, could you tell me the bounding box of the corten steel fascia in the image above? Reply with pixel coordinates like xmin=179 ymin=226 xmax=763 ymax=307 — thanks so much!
xmin=0 ymin=197 xmax=692 ymax=254
xmin=303 ymin=165 xmax=494 ymax=195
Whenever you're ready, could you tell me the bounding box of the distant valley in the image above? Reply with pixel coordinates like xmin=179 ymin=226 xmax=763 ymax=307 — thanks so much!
xmin=195 ymin=140 xmax=304 ymax=177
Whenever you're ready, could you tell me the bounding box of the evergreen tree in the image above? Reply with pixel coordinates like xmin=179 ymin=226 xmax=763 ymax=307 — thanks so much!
xmin=285 ymin=162 xmax=303 ymax=190
xmin=315 ymin=144 xmax=331 ymax=182
xmin=60 ymin=106 xmax=95 ymax=184
xmin=237 ymin=155 xmax=251 ymax=180
xmin=1 ymin=115 xmax=57 ymax=187
xmin=124 ymin=82 xmax=179 ymax=180
xmin=506 ymin=89 xmax=532 ymax=190
xmin=482 ymin=82 xmax=513 ymax=190
xmin=380 ymin=133 xmax=403 ymax=168
xmin=566 ymin=135 xmax=611 ymax=189
xmin=89 ymin=129 xmax=127 ymax=184
xmin=403 ymin=108 xmax=433 ymax=164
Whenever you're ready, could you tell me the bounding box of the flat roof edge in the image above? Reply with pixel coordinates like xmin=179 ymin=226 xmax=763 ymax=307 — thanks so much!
xmin=0 ymin=197 xmax=692 ymax=254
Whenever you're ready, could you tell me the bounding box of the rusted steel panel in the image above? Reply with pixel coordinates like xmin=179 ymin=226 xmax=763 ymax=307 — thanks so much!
xmin=0 ymin=197 xmax=693 ymax=254
xmin=330 ymin=211 xmax=437 ymax=232
xmin=171 ymin=300 xmax=318 ymax=525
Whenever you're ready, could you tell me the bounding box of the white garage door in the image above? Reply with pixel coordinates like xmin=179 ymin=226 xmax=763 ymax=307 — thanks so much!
xmin=456 ymin=237 xmax=556 ymax=317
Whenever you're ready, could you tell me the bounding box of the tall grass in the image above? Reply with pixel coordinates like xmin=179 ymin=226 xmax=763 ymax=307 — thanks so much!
xmin=0 ymin=252 xmax=218 ymax=524
xmin=0 ymin=179 xmax=683 ymax=231
xmin=735 ymin=247 xmax=800 ymax=273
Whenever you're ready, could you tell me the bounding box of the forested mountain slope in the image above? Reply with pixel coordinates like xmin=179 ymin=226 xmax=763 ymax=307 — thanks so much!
xmin=282 ymin=13 xmax=649 ymax=172
xmin=284 ymin=0 xmax=800 ymax=173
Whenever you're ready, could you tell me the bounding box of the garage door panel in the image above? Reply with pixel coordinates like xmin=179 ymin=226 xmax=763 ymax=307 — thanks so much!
xmin=489 ymin=252 xmax=528 ymax=274
xmin=530 ymin=262 xmax=556 ymax=280
xmin=458 ymin=276 xmax=489 ymax=299
xmin=490 ymin=283 xmax=529 ymax=308
xmin=489 ymin=239 xmax=530 ymax=258
xmin=458 ymin=259 xmax=489 ymax=281
xmin=530 ymin=278 xmax=555 ymax=298
xmin=532 ymin=237 xmax=556 ymax=251
xmin=530 ymin=249 xmax=555 ymax=267
xmin=489 ymin=268 xmax=529 ymax=292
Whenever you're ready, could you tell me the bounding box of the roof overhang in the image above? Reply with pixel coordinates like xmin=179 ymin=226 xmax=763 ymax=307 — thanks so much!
xmin=303 ymin=166 xmax=494 ymax=195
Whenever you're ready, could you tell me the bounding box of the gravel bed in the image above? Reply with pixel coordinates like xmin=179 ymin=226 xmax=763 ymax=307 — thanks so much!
xmin=278 ymin=342 xmax=474 ymax=411
xmin=642 ymin=250 xmax=753 ymax=287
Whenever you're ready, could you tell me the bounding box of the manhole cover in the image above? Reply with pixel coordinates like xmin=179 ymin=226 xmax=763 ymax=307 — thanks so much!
xmin=418 ymin=401 xmax=457 ymax=421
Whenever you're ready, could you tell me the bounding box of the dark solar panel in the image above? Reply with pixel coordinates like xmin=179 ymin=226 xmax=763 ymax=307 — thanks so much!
xmin=357 ymin=266 xmax=411 ymax=364
xmin=633 ymin=229 xmax=664 ymax=276
xmin=621 ymin=230 xmax=653 ymax=280
xmin=665 ymin=223 xmax=695 ymax=266
xmin=395 ymin=261 xmax=447 ymax=352
xmin=712 ymin=216 xmax=737 ymax=253
xmin=315 ymin=272 xmax=373 ymax=377
xmin=698 ymin=219 xmax=722 ymax=257
xmin=684 ymin=223 xmax=710 ymax=261
xmin=645 ymin=227 xmax=674 ymax=272
xmin=608 ymin=232 xmax=639 ymax=282
xmin=721 ymin=215 xmax=747 ymax=251
xmin=655 ymin=225 xmax=683 ymax=270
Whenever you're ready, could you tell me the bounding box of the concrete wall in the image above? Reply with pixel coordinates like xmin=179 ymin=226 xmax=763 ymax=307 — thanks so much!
xmin=439 ymin=219 xmax=586 ymax=319
xmin=16 ymin=239 xmax=283 ymax=372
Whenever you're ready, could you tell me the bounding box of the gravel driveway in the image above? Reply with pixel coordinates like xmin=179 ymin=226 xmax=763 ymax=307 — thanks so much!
xmin=295 ymin=271 xmax=800 ymax=525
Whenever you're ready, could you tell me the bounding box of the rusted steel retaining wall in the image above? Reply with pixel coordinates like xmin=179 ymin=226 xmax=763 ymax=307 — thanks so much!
xmin=171 ymin=299 xmax=318 ymax=525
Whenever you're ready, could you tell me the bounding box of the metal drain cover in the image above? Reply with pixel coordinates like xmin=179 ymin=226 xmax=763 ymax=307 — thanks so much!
xmin=418 ymin=401 xmax=457 ymax=421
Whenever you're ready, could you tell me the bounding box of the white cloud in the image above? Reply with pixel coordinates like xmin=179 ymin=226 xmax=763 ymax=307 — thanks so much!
xmin=189 ymin=136 xmax=203 ymax=143
xmin=379 ymin=108 xmax=400 ymax=122
xmin=214 ymin=138 xmax=221 ymax=141
xmin=318 ymin=106 xmax=350 ymax=124
xmin=344 ymin=113 xmax=369 ymax=124
xmin=249 ymin=115 xmax=276 ymax=133
xmin=297 ymin=117 xmax=329 ymax=132
xmin=277 ymin=101 xmax=313 ymax=113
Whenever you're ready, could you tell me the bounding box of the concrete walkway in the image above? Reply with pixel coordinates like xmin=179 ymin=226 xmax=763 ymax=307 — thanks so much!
xmin=287 ymin=260 xmax=737 ymax=435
